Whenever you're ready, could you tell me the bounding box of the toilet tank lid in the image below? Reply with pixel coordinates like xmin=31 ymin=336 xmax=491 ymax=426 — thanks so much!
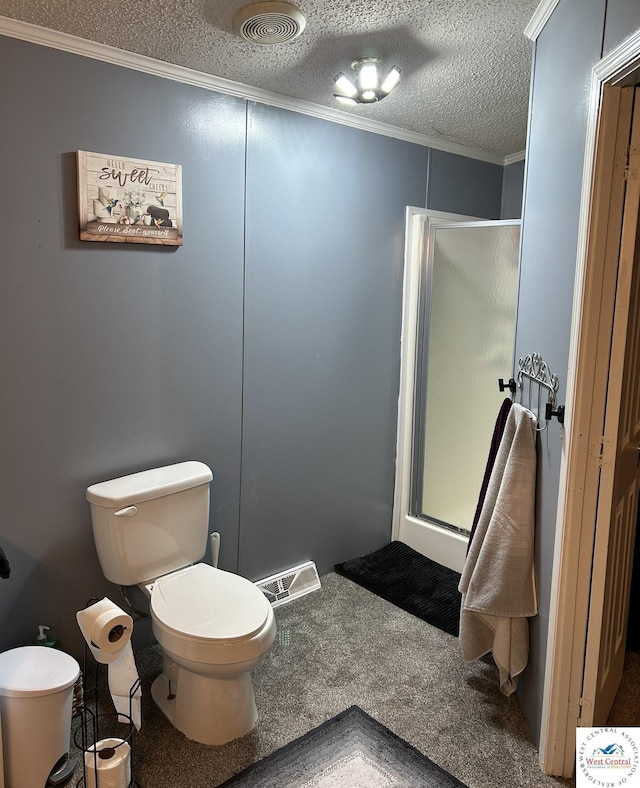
xmin=87 ymin=461 xmax=213 ymax=507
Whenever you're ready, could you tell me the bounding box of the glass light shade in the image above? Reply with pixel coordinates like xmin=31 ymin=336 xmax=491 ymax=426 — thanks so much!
xmin=380 ymin=66 xmax=401 ymax=96
xmin=360 ymin=90 xmax=377 ymax=102
xmin=334 ymin=94 xmax=357 ymax=106
xmin=357 ymin=61 xmax=379 ymax=92
xmin=334 ymin=72 xmax=358 ymax=99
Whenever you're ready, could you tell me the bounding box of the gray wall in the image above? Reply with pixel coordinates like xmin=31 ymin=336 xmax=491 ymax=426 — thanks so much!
xmin=241 ymin=105 xmax=427 ymax=579
xmin=428 ymin=149 xmax=504 ymax=218
xmin=513 ymin=0 xmax=640 ymax=744
xmin=0 ymin=35 xmax=504 ymax=658
xmin=603 ymin=0 xmax=640 ymax=55
xmin=0 ymin=38 xmax=248 ymax=654
xmin=501 ymin=159 xmax=525 ymax=219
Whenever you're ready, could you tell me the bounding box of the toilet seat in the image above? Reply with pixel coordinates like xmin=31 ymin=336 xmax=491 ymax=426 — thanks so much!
xmin=150 ymin=563 xmax=270 ymax=642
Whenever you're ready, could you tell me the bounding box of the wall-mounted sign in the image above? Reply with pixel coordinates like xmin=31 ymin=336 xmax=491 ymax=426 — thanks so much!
xmin=77 ymin=151 xmax=183 ymax=245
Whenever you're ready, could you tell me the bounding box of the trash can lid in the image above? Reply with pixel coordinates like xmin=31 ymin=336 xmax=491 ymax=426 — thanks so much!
xmin=0 ymin=646 xmax=80 ymax=697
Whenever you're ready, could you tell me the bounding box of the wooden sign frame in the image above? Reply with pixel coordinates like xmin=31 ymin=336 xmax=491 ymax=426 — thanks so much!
xmin=77 ymin=151 xmax=183 ymax=245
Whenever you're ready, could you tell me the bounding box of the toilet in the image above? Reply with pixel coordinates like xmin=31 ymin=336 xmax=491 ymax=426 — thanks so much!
xmin=86 ymin=461 xmax=276 ymax=746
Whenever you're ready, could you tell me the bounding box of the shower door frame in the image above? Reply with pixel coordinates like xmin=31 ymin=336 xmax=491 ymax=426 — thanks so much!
xmin=392 ymin=207 xmax=521 ymax=573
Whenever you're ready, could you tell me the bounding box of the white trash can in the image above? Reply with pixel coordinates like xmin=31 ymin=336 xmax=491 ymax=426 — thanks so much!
xmin=0 ymin=646 xmax=80 ymax=788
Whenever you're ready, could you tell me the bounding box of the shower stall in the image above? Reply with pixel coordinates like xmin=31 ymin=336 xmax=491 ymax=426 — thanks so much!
xmin=393 ymin=208 xmax=521 ymax=571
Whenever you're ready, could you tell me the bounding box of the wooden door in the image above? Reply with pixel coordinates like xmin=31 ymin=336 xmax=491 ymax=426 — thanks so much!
xmin=581 ymin=87 xmax=640 ymax=725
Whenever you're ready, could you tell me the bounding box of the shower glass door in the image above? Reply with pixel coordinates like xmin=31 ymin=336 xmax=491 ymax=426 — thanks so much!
xmin=414 ymin=220 xmax=520 ymax=534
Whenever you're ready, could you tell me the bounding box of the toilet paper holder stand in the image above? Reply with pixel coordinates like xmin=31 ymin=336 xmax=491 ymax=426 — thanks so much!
xmin=74 ymin=603 xmax=140 ymax=787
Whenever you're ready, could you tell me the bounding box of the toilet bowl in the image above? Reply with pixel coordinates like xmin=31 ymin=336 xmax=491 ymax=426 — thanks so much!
xmin=146 ymin=562 xmax=276 ymax=745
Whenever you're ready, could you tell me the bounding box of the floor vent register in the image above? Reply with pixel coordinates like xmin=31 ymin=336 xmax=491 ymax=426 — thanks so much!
xmin=254 ymin=560 xmax=321 ymax=608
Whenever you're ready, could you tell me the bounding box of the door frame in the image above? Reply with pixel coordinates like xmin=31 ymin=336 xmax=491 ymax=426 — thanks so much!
xmin=540 ymin=29 xmax=640 ymax=777
xmin=392 ymin=207 xmax=519 ymax=573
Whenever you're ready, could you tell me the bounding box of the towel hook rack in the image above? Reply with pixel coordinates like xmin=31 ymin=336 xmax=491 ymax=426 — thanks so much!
xmin=515 ymin=353 xmax=565 ymax=430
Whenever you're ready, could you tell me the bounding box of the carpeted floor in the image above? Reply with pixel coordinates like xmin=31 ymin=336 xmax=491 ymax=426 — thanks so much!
xmin=72 ymin=572 xmax=639 ymax=787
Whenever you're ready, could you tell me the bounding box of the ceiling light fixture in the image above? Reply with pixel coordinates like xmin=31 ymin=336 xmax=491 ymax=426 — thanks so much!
xmin=333 ymin=57 xmax=401 ymax=105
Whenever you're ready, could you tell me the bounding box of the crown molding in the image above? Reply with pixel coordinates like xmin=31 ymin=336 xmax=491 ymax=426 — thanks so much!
xmin=0 ymin=16 xmax=516 ymax=166
xmin=504 ymin=150 xmax=526 ymax=165
xmin=594 ymin=25 xmax=640 ymax=83
xmin=524 ymin=0 xmax=561 ymax=41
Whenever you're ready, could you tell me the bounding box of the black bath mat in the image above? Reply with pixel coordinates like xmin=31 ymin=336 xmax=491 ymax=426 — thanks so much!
xmin=335 ymin=540 xmax=461 ymax=637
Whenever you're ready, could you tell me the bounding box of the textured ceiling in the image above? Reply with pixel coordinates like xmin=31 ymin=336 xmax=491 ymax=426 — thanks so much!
xmin=0 ymin=0 xmax=538 ymax=158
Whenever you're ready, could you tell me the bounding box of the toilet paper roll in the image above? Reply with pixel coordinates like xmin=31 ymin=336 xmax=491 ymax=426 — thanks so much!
xmin=77 ymin=598 xmax=142 ymax=730
xmin=108 ymin=642 xmax=142 ymax=731
xmin=77 ymin=598 xmax=133 ymax=662
xmin=84 ymin=738 xmax=131 ymax=788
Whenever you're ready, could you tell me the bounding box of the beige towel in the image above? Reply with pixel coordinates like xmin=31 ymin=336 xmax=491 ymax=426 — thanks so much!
xmin=458 ymin=402 xmax=537 ymax=696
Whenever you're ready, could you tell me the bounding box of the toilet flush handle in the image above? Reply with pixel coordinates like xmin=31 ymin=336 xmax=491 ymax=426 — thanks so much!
xmin=114 ymin=506 xmax=138 ymax=518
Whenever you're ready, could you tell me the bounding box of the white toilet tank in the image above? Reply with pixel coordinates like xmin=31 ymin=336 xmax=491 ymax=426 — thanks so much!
xmin=87 ymin=461 xmax=214 ymax=585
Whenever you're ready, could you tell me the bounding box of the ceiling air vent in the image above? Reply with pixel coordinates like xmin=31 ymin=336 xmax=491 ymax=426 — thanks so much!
xmin=233 ymin=2 xmax=307 ymax=45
